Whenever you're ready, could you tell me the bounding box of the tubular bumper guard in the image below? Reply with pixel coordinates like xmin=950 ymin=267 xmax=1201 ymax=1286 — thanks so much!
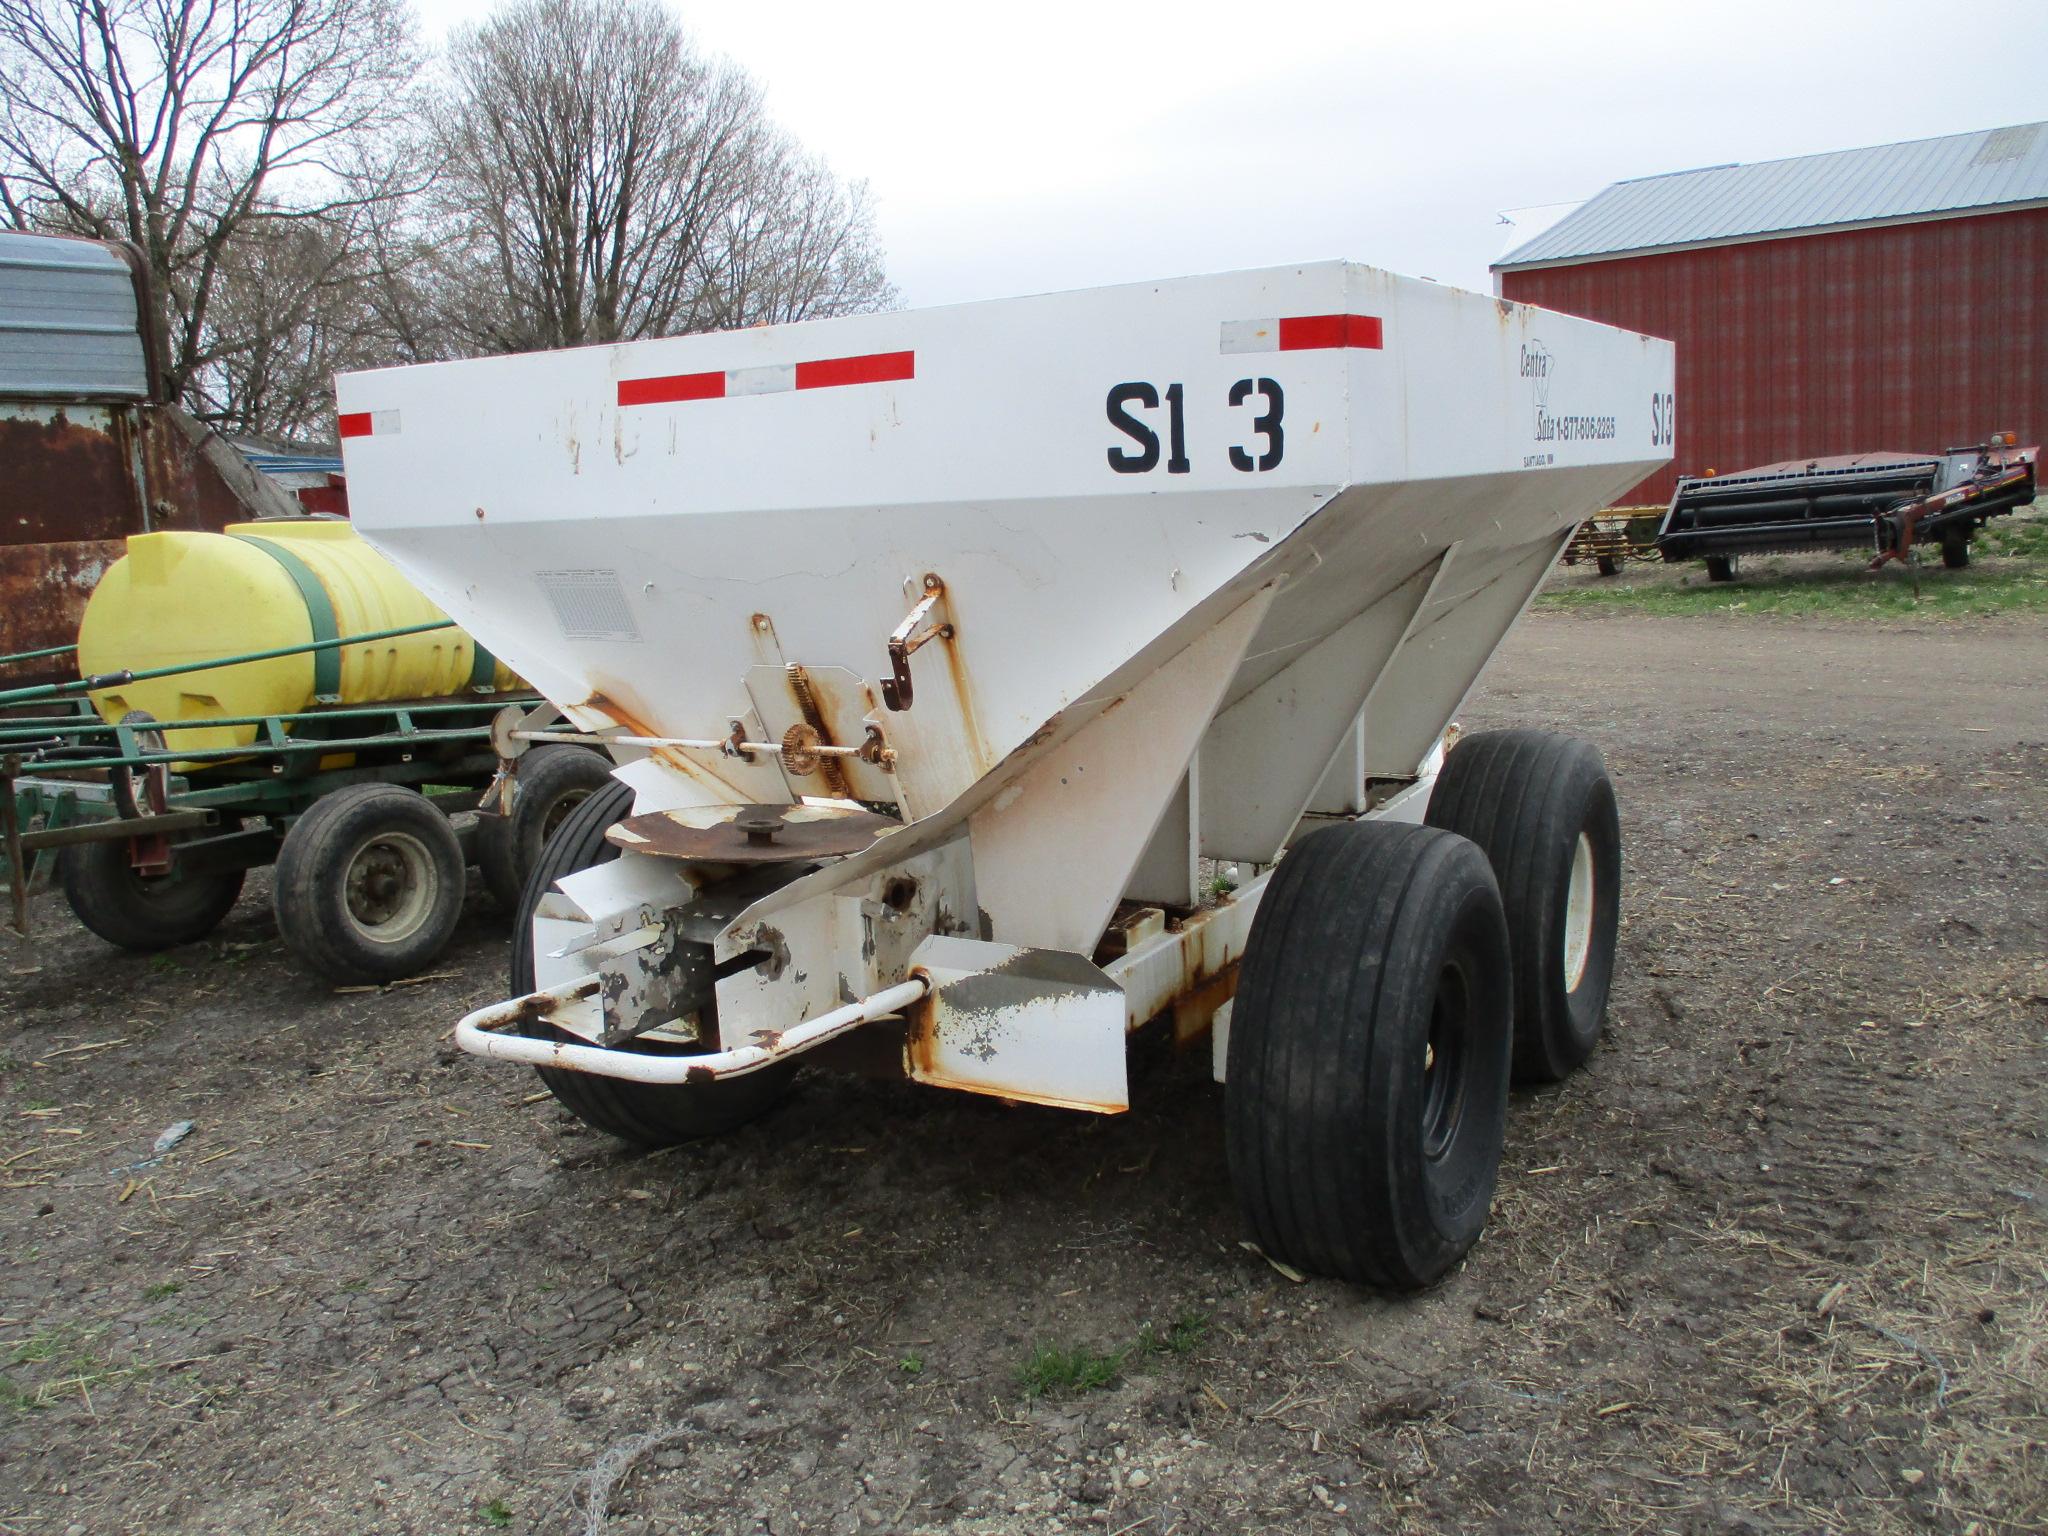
xmin=456 ymin=977 xmax=930 ymax=1084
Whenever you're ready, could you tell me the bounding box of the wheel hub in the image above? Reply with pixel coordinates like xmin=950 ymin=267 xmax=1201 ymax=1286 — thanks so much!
xmin=343 ymin=834 xmax=438 ymax=939
xmin=1421 ymin=960 xmax=1472 ymax=1162
xmin=1562 ymin=830 xmax=1595 ymax=992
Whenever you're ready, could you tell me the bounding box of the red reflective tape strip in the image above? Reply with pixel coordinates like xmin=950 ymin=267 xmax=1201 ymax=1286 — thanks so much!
xmin=336 ymin=411 xmax=374 ymax=439
xmin=794 ymin=350 xmax=915 ymax=390
xmin=1277 ymin=314 xmax=1384 ymax=351
xmin=618 ymin=370 xmax=726 ymax=406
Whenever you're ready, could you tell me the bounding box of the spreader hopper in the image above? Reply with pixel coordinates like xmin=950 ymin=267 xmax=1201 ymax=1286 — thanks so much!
xmin=340 ymin=262 xmax=1672 ymax=1286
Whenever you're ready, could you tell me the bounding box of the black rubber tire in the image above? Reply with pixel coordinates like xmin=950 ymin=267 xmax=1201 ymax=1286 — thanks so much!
xmin=1225 ymin=822 xmax=1512 ymax=1290
xmin=1427 ymin=729 xmax=1622 ymax=1083
xmin=512 ymin=779 xmax=795 ymax=1145
xmin=1595 ymin=555 xmax=1620 ymax=577
xmin=1941 ymin=529 xmax=1970 ymax=569
xmin=273 ymin=783 xmax=466 ymax=984
xmin=475 ymin=746 xmax=616 ymax=910
xmin=59 ymin=841 xmax=245 ymax=952
xmin=1704 ymin=555 xmax=1737 ymax=582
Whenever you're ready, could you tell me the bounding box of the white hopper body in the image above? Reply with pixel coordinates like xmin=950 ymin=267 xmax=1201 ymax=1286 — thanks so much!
xmin=340 ymin=262 xmax=1671 ymax=1112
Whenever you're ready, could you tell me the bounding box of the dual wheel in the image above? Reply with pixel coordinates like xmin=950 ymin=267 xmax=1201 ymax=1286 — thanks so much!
xmin=269 ymin=746 xmax=615 ymax=982
xmin=58 ymin=783 xmax=462 ymax=982
xmin=60 ymin=745 xmax=613 ymax=985
xmin=506 ymin=728 xmax=1620 ymax=1296
xmin=1226 ymin=729 xmax=1620 ymax=1289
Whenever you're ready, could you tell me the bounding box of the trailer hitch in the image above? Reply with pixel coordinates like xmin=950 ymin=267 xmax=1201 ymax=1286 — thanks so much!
xmin=881 ymin=574 xmax=953 ymax=712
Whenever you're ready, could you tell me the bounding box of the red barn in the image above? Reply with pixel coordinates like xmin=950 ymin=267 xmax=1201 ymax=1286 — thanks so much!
xmin=1492 ymin=122 xmax=2048 ymax=506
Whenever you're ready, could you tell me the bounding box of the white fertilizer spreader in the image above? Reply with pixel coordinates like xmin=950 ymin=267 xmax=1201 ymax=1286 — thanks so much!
xmin=339 ymin=262 xmax=1671 ymax=1285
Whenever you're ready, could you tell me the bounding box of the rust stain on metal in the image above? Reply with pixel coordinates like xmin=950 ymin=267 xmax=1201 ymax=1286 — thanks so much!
xmin=901 ymin=978 xmax=940 ymax=1079
xmin=135 ymin=404 xmax=272 ymax=530
xmin=784 ymin=664 xmax=853 ymax=797
xmin=935 ymin=616 xmax=991 ymax=770
xmin=1172 ymin=964 xmax=1240 ymax=1044
xmin=2 ymin=400 xmax=280 ymax=680
xmin=581 ymin=686 xmax=758 ymax=802
xmin=746 ymin=923 xmax=790 ymax=982
xmin=0 ymin=538 xmax=123 ymax=689
xmin=746 ymin=611 xmax=785 ymax=670
xmin=0 ymin=407 xmax=144 ymax=543
xmin=685 ymin=1064 xmax=718 ymax=1085
xmin=606 ymin=803 xmax=900 ymax=863
xmin=779 ymin=721 xmax=823 ymax=777
xmin=508 ymin=978 xmax=601 ymax=1032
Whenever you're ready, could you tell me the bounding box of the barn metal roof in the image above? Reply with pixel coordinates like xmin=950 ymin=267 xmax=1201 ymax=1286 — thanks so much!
xmin=1495 ymin=121 xmax=2048 ymax=271
xmin=0 ymin=231 xmax=151 ymax=399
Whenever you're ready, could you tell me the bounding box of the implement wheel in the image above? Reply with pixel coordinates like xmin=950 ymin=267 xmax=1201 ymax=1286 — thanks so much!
xmin=60 ymin=842 xmax=245 ymax=952
xmin=1941 ymin=528 xmax=1970 ymax=569
xmin=1428 ymin=729 xmax=1622 ymax=1082
xmin=475 ymin=746 xmax=615 ymax=910
xmin=1704 ymin=555 xmax=1737 ymax=582
xmin=1225 ymin=822 xmax=1512 ymax=1290
xmin=512 ymin=780 xmax=795 ymax=1145
xmin=274 ymin=784 xmax=465 ymax=984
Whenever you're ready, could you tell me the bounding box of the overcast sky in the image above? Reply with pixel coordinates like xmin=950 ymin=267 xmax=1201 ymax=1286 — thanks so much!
xmin=411 ymin=0 xmax=2047 ymax=308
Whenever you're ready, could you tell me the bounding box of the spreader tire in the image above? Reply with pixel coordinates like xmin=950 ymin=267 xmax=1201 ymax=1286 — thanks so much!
xmin=475 ymin=746 xmax=616 ymax=910
xmin=1427 ymin=729 xmax=1621 ymax=1082
xmin=274 ymin=784 xmax=466 ymax=984
xmin=511 ymin=780 xmax=794 ymax=1145
xmin=1940 ymin=528 xmax=1970 ymax=569
xmin=1226 ymin=822 xmax=1513 ymax=1290
xmin=1704 ymin=555 xmax=1737 ymax=583
xmin=60 ymin=841 xmax=245 ymax=952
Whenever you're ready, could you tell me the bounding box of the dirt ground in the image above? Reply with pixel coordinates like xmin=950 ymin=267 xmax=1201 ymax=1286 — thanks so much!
xmin=4 ymin=611 xmax=2044 ymax=1536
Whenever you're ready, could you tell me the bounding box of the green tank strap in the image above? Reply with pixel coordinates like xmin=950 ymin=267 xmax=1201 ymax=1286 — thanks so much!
xmin=229 ymin=535 xmax=342 ymax=702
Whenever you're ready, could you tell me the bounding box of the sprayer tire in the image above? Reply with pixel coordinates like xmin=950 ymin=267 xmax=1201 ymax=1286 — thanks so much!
xmin=1226 ymin=821 xmax=1512 ymax=1290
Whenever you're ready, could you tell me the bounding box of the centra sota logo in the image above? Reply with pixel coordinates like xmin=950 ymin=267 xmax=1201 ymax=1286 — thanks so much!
xmin=1522 ymin=337 xmax=1616 ymax=445
xmin=1519 ymin=340 xmax=1554 ymax=417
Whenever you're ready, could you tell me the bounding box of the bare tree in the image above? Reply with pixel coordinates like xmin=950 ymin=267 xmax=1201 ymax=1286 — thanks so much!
xmin=185 ymin=139 xmax=449 ymax=440
xmin=434 ymin=0 xmax=894 ymax=355
xmin=0 ymin=0 xmax=425 ymax=402
xmin=696 ymin=155 xmax=893 ymax=331
xmin=189 ymin=188 xmax=447 ymax=441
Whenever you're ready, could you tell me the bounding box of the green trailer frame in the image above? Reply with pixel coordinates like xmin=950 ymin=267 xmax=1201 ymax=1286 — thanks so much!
xmin=0 ymin=622 xmax=581 ymax=975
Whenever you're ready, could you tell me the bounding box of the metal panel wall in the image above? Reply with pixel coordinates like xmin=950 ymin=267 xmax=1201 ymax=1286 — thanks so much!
xmin=1498 ymin=205 xmax=2047 ymax=505
xmin=0 ymin=232 xmax=150 ymax=399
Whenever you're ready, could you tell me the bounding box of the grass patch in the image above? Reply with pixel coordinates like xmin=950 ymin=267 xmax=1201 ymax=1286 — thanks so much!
xmin=2 ymin=1324 xmax=114 ymax=1411
xmin=480 ymin=1497 xmax=514 ymax=1527
xmin=142 ymin=1281 xmax=183 ymax=1301
xmin=1017 ymin=1311 xmax=1211 ymax=1399
xmin=898 ymin=1352 xmax=924 ymax=1376
xmin=1981 ymin=515 xmax=2048 ymax=559
xmin=1538 ymin=540 xmax=2048 ymax=618
xmin=1149 ymin=1311 xmax=1210 ymax=1357
xmin=1018 ymin=1342 xmax=1124 ymax=1398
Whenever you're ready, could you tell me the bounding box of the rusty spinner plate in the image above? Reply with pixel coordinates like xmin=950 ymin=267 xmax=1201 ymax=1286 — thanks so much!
xmin=605 ymin=803 xmax=902 ymax=864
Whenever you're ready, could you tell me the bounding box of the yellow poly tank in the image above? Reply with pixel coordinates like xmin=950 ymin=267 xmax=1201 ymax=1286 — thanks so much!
xmin=77 ymin=521 xmax=518 ymax=758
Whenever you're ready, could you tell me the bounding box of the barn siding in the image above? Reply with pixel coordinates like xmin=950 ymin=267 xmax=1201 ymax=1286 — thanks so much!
xmin=1497 ymin=205 xmax=2047 ymax=505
